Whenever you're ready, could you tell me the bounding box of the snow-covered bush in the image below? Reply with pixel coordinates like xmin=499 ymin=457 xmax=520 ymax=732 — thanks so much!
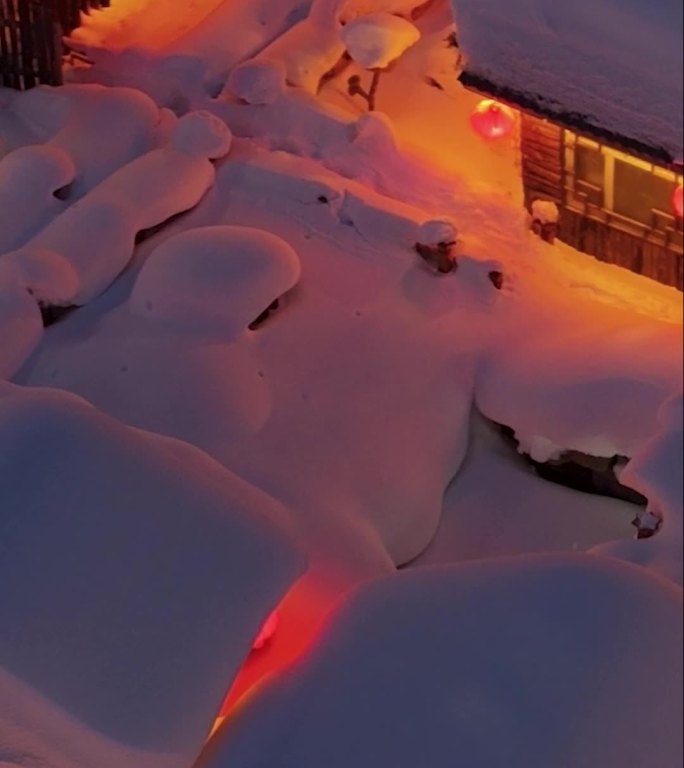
xmin=170 ymin=110 xmax=232 ymax=160
xmin=0 ymin=145 xmax=74 ymax=253
xmin=226 ymin=60 xmax=287 ymax=105
xmin=129 ymin=226 xmax=301 ymax=336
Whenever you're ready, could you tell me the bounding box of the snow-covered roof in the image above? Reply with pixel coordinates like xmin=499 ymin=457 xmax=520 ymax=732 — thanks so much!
xmin=452 ymin=0 xmax=684 ymax=164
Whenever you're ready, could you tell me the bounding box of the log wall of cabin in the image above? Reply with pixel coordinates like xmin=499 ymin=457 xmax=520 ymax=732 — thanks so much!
xmin=520 ymin=111 xmax=683 ymax=291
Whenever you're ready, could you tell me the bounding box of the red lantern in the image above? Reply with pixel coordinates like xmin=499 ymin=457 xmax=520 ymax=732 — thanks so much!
xmin=673 ymin=184 xmax=683 ymax=218
xmin=470 ymin=99 xmax=515 ymax=139
xmin=251 ymin=610 xmax=279 ymax=651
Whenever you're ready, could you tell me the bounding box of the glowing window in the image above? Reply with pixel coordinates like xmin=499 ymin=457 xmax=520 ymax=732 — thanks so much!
xmin=564 ymin=131 xmax=682 ymax=234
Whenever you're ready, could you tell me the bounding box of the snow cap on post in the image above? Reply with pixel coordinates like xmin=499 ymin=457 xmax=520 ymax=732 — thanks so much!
xmin=341 ymin=13 xmax=420 ymax=69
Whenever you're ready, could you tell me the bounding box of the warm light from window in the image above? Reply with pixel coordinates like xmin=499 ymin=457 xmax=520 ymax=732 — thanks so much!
xmin=251 ymin=610 xmax=279 ymax=651
xmin=470 ymin=100 xmax=515 ymax=139
xmin=674 ymin=184 xmax=683 ymax=218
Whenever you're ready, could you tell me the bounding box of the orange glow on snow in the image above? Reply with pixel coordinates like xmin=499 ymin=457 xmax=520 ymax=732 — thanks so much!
xmin=470 ymin=99 xmax=515 ymax=140
xmin=216 ymin=575 xmax=340 ymax=724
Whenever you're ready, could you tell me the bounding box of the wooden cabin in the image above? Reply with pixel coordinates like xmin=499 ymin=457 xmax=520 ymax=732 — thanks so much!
xmin=452 ymin=0 xmax=683 ymax=290
xmin=1 ymin=0 xmax=110 ymax=89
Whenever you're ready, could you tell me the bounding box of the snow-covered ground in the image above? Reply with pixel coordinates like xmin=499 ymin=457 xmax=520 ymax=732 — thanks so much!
xmin=1 ymin=0 xmax=682 ymax=766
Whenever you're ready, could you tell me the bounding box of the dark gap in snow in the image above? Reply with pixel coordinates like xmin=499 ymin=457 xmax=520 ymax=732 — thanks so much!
xmin=135 ymin=209 xmax=193 ymax=245
xmin=40 ymin=304 xmax=77 ymax=327
xmin=494 ymin=422 xmax=647 ymax=507
xmin=53 ymin=184 xmax=72 ymax=201
xmin=248 ymin=298 xmax=280 ymax=331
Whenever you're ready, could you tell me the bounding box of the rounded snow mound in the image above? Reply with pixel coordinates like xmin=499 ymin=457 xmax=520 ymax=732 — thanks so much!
xmin=130 ymin=226 xmax=301 ymax=335
xmin=0 ymin=385 xmax=303 ymax=763
xmin=205 ymin=554 xmax=683 ymax=768
xmin=170 ymin=110 xmax=232 ymax=160
xmin=226 ymin=59 xmax=286 ymax=105
xmin=0 ymin=248 xmax=79 ymax=307
xmin=0 ymin=144 xmax=75 ymax=193
xmin=351 ymin=110 xmax=397 ymax=150
xmin=341 ymin=13 xmax=420 ymax=69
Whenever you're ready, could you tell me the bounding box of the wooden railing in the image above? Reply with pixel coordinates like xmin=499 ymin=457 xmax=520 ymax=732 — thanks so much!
xmin=1 ymin=0 xmax=110 ymax=89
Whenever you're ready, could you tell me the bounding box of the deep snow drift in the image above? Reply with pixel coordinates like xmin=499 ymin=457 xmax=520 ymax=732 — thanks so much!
xmin=0 ymin=384 xmax=303 ymax=768
xmin=200 ymin=555 xmax=683 ymax=768
xmin=1 ymin=0 xmax=682 ymax=765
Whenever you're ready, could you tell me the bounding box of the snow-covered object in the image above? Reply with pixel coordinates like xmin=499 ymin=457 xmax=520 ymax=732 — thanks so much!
xmin=594 ymin=391 xmax=684 ymax=585
xmin=0 ymin=145 xmax=74 ymax=253
xmin=200 ymin=555 xmax=683 ymax=768
xmin=0 ymin=386 xmax=304 ymax=768
xmin=243 ymin=17 xmax=345 ymax=93
xmin=46 ymin=86 xmax=162 ymax=197
xmin=531 ymin=199 xmax=559 ymax=224
xmin=0 ymin=278 xmax=42 ymax=380
xmin=452 ymin=0 xmax=684 ymax=160
xmin=168 ymin=0 xmax=309 ymax=88
xmin=87 ymin=147 xmax=216 ymax=233
xmin=130 ymin=226 xmax=301 ymax=335
xmin=477 ymin=319 xmax=683 ymax=460
xmin=26 ymin=198 xmax=136 ymax=304
xmin=340 ymin=13 xmax=420 ymax=69
xmin=416 ymin=217 xmax=458 ymax=246
xmin=0 ymin=248 xmax=79 ymax=308
xmin=226 ymin=60 xmax=287 ymax=106
xmin=170 ymin=110 xmax=232 ymax=160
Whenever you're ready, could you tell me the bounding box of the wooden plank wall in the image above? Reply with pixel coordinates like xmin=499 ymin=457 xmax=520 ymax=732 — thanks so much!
xmin=520 ymin=111 xmax=564 ymax=208
xmin=1 ymin=0 xmax=62 ymax=88
xmin=1 ymin=0 xmax=110 ymax=89
xmin=521 ymin=112 xmax=683 ymax=291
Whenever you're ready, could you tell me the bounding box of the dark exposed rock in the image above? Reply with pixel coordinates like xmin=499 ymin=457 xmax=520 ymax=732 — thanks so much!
xmin=494 ymin=421 xmax=647 ymax=506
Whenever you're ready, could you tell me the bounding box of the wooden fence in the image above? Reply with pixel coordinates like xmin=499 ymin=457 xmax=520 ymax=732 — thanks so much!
xmin=1 ymin=0 xmax=110 ymax=90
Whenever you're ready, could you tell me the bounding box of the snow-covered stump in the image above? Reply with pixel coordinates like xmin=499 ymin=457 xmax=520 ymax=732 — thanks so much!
xmin=530 ymin=199 xmax=559 ymax=244
xmin=414 ymin=218 xmax=458 ymax=274
xmin=0 ymin=386 xmax=304 ymax=768
xmin=223 ymin=13 xmax=346 ymax=102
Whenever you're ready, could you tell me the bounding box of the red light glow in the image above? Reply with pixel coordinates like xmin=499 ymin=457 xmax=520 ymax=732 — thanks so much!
xmin=673 ymin=184 xmax=683 ymax=218
xmin=251 ymin=610 xmax=279 ymax=651
xmin=470 ymin=99 xmax=515 ymax=139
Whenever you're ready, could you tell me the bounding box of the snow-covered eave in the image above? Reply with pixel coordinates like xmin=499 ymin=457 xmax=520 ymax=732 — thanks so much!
xmin=459 ymin=70 xmax=681 ymax=170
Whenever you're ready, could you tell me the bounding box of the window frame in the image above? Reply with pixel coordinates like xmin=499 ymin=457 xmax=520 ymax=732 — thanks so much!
xmin=563 ymin=130 xmax=682 ymax=250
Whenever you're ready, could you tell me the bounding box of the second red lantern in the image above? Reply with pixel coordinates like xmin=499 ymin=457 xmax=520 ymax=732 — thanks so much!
xmin=470 ymin=99 xmax=515 ymax=139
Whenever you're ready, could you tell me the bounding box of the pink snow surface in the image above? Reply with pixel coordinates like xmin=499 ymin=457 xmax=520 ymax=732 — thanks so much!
xmin=452 ymin=0 xmax=684 ymax=160
xmin=0 ymin=385 xmax=304 ymax=768
xmin=200 ymin=555 xmax=683 ymax=768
